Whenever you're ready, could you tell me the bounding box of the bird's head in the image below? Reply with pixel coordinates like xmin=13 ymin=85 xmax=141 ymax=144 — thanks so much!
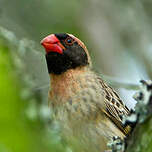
xmin=41 ymin=33 xmax=91 ymax=75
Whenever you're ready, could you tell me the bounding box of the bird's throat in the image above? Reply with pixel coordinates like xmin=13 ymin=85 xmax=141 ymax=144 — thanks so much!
xmin=49 ymin=67 xmax=88 ymax=105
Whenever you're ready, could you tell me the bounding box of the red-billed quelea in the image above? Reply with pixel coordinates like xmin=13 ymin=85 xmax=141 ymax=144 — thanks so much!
xmin=41 ymin=33 xmax=131 ymax=152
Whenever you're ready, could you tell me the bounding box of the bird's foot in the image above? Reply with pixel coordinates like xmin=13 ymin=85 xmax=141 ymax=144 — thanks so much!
xmin=107 ymin=136 xmax=125 ymax=152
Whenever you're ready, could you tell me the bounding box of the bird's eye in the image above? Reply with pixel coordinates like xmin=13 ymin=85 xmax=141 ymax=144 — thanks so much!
xmin=65 ymin=37 xmax=74 ymax=45
xmin=67 ymin=39 xmax=72 ymax=43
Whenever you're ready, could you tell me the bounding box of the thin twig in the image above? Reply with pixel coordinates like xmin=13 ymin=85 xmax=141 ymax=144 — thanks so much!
xmin=101 ymin=74 xmax=140 ymax=90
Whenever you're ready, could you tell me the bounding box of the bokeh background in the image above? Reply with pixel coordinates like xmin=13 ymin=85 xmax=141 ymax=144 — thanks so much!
xmin=0 ymin=0 xmax=152 ymax=152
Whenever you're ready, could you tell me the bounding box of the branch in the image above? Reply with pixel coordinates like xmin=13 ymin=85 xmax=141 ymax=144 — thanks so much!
xmin=108 ymin=80 xmax=152 ymax=152
xmin=125 ymin=80 xmax=152 ymax=152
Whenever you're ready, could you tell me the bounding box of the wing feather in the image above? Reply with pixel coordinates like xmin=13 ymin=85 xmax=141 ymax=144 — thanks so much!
xmin=97 ymin=77 xmax=131 ymax=135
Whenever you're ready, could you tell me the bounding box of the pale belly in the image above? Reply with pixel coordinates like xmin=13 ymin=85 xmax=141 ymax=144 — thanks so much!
xmin=52 ymin=104 xmax=124 ymax=152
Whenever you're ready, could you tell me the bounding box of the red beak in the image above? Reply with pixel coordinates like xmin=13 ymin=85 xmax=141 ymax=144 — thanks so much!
xmin=41 ymin=34 xmax=64 ymax=54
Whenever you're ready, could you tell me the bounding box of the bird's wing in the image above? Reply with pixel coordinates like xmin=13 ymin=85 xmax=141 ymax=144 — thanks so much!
xmin=97 ymin=77 xmax=131 ymax=135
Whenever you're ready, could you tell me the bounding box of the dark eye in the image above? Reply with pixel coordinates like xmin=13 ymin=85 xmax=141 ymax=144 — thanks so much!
xmin=67 ymin=39 xmax=72 ymax=43
xmin=65 ymin=37 xmax=74 ymax=45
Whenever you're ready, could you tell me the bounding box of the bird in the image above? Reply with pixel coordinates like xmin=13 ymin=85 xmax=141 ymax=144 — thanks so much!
xmin=41 ymin=33 xmax=131 ymax=152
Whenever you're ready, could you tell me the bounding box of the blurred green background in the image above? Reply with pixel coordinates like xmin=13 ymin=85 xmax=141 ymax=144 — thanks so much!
xmin=0 ymin=0 xmax=152 ymax=152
